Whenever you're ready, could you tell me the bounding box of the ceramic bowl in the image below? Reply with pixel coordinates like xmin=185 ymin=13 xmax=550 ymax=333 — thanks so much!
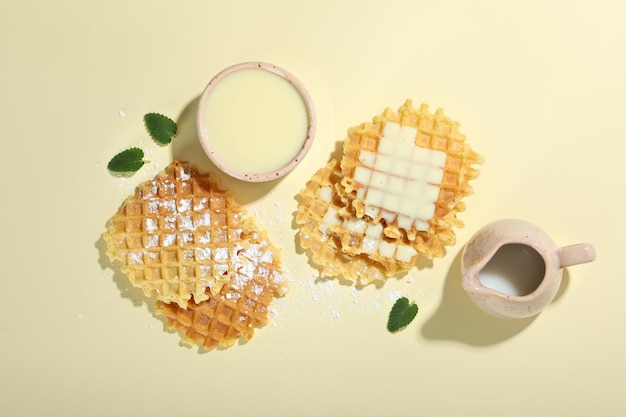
xmin=196 ymin=61 xmax=316 ymax=182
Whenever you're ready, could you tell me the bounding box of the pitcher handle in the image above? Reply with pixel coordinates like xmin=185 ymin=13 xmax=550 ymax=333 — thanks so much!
xmin=557 ymin=243 xmax=596 ymax=269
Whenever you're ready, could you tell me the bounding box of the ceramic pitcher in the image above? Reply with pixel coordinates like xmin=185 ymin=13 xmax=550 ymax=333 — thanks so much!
xmin=461 ymin=219 xmax=596 ymax=319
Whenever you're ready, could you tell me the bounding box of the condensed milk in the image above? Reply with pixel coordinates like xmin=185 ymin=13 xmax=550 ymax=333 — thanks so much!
xmin=197 ymin=62 xmax=316 ymax=182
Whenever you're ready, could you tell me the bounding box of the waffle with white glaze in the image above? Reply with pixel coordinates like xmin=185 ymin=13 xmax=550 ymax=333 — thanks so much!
xmin=296 ymin=100 xmax=482 ymax=279
xmin=304 ymin=167 xmax=454 ymax=274
xmin=340 ymin=99 xmax=483 ymax=252
xmin=155 ymin=230 xmax=287 ymax=350
xmin=295 ymin=159 xmax=387 ymax=285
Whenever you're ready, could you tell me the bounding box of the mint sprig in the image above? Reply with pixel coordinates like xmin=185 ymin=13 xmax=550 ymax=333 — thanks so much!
xmin=107 ymin=147 xmax=148 ymax=173
xmin=107 ymin=112 xmax=177 ymax=175
xmin=144 ymin=112 xmax=177 ymax=145
xmin=387 ymin=297 xmax=419 ymax=333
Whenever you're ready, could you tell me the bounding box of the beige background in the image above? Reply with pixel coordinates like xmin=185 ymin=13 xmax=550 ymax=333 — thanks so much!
xmin=2 ymin=1 xmax=625 ymax=416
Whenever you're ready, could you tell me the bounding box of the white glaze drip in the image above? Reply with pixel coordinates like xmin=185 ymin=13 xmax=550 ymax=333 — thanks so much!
xmin=357 ymin=121 xmax=446 ymax=231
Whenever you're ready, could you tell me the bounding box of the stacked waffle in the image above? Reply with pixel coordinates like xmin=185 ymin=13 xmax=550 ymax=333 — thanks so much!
xmin=296 ymin=100 xmax=483 ymax=285
xmin=104 ymin=161 xmax=287 ymax=349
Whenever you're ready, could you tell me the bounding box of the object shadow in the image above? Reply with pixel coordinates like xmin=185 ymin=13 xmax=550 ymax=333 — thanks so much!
xmin=97 ymin=232 xmax=256 ymax=354
xmin=421 ymin=249 xmax=548 ymax=346
xmin=95 ymin=233 xmax=155 ymax=313
xmin=170 ymin=95 xmax=282 ymax=205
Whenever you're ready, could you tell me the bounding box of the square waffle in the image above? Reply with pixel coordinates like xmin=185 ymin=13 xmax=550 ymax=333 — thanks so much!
xmin=104 ymin=161 xmax=259 ymax=308
xmin=296 ymin=100 xmax=483 ymax=280
xmin=104 ymin=161 xmax=287 ymax=349
xmin=155 ymin=230 xmax=286 ymax=350
xmin=295 ymin=159 xmax=388 ymax=285
xmin=340 ymin=99 xmax=483 ymax=245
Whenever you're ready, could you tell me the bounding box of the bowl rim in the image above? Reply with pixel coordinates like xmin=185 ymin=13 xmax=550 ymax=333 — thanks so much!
xmin=196 ymin=61 xmax=316 ymax=182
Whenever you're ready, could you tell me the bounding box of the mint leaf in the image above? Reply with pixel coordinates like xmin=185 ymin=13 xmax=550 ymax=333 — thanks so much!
xmin=387 ymin=297 xmax=418 ymax=333
xmin=144 ymin=113 xmax=177 ymax=145
xmin=107 ymin=147 xmax=148 ymax=173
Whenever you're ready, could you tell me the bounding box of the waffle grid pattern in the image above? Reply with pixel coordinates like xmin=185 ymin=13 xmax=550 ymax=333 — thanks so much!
xmin=104 ymin=162 xmax=254 ymax=307
xmin=295 ymin=160 xmax=387 ymax=285
xmin=296 ymin=100 xmax=482 ymax=280
xmin=104 ymin=161 xmax=287 ymax=350
xmin=340 ymin=100 xmax=483 ymax=242
xmin=350 ymin=121 xmax=447 ymax=232
xmin=155 ymin=235 xmax=286 ymax=350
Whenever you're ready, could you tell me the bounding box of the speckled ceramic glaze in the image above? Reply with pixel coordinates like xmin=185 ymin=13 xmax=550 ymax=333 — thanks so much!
xmin=196 ymin=61 xmax=316 ymax=182
xmin=461 ymin=219 xmax=596 ymax=319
